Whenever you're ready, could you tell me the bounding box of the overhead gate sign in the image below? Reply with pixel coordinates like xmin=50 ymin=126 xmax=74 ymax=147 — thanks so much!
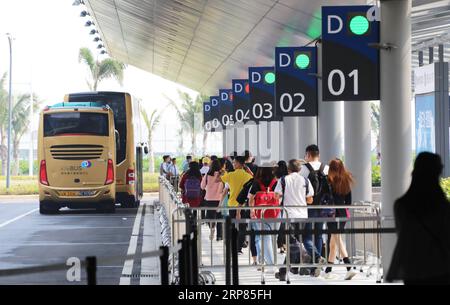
xmin=322 ymin=5 xmax=380 ymax=101
xmin=275 ymin=46 xmax=318 ymax=117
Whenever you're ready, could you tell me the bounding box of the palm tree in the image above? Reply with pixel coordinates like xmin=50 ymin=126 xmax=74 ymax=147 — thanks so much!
xmin=165 ymin=91 xmax=208 ymax=155
xmin=11 ymin=93 xmax=41 ymax=175
xmin=0 ymin=72 xmax=9 ymax=175
xmin=370 ymin=101 xmax=381 ymax=161
xmin=141 ymin=108 xmax=163 ymax=174
xmin=78 ymin=47 xmax=126 ymax=91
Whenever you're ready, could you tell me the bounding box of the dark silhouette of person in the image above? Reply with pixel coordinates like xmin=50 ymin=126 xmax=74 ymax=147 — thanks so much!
xmin=386 ymin=152 xmax=450 ymax=285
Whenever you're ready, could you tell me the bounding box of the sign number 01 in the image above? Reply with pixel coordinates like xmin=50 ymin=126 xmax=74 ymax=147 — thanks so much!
xmin=328 ymin=69 xmax=359 ymax=96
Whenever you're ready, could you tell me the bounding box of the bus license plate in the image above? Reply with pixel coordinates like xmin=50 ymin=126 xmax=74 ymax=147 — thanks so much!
xmin=59 ymin=191 xmax=95 ymax=197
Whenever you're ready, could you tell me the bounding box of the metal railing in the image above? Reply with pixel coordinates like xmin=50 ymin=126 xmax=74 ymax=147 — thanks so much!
xmin=157 ymin=175 xmax=396 ymax=284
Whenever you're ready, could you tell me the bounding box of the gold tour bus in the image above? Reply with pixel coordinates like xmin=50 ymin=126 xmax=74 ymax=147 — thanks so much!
xmin=38 ymin=102 xmax=117 ymax=214
xmin=64 ymin=92 xmax=147 ymax=208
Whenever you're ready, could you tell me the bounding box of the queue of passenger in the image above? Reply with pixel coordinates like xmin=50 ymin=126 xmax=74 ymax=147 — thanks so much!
xmin=162 ymin=146 xmax=357 ymax=281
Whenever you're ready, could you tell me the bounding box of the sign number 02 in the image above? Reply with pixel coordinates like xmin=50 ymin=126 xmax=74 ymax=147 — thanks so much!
xmin=328 ymin=69 xmax=359 ymax=96
xmin=280 ymin=93 xmax=306 ymax=113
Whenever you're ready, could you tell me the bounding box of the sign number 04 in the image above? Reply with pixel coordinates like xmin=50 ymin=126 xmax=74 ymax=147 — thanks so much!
xmin=328 ymin=69 xmax=359 ymax=96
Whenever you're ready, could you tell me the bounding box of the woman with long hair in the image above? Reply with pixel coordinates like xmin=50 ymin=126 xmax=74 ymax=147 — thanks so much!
xmin=179 ymin=161 xmax=203 ymax=219
xmin=323 ymin=158 xmax=357 ymax=280
xmin=201 ymin=159 xmax=224 ymax=241
xmin=249 ymin=164 xmax=280 ymax=272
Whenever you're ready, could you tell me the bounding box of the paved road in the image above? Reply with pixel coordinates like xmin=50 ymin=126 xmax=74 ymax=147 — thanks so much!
xmin=0 ymin=194 xmax=160 ymax=285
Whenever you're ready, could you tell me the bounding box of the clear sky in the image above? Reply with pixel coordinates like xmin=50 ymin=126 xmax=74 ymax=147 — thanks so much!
xmin=0 ymin=0 xmax=222 ymax=155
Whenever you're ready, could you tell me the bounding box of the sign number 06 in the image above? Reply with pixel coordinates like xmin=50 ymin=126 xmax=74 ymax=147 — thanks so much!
xmin=328 ymin=69 xmax=359 ymax=96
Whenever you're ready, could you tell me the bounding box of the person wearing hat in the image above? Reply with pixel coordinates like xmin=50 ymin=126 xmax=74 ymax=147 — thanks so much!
xmin=200 ymin=156 xmax=211 ymax=176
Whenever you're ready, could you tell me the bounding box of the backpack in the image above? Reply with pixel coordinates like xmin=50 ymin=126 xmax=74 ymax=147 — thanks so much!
xmin=237 ymin=178 xmax=254 ymax=205
xmin=304 ymin=163 xmax=330 ymax=206
xmin=184 ymin=177 xmax=202 ymax=199
xmin=254 ymin=179 xmax=280 ymax=219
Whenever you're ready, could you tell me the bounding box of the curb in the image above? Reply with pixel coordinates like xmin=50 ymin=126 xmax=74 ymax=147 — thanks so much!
xmin=0 ymin=194 xmax=39 ymax=200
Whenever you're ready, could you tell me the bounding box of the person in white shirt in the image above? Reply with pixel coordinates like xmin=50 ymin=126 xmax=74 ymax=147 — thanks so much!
xmin=168 ymin=158 xmax=179 ymax=177
xmin=300 ymin=144 xmax=329 ymax=277
xmin=274 ymin=159 xmax=315 ymax=281
xmin=274 ymin=159 xmax=314 ymax=220
xmin=160 ymin=155 xmax=171 ymax=177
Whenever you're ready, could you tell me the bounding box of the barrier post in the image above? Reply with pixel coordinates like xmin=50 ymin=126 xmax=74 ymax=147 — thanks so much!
xmin=86 ymin=256 xmax=97 ymax=285
xmin=231 ymin=226 xmax=239 ymax=285
xmin=225 ymin=215 xmax=232 ymax=285
xmin=178 ymin=239 xmax=186 ymax=285
xmin=183 ymin=234 xmax=192 ymax=285
xmin=192 ymin=229 xmax=199 ymax=285
xmin=160 ymin=246 xmax=169 ymax=285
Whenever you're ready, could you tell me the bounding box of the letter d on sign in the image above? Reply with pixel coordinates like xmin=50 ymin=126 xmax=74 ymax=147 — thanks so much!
xmin=234 ymin=83 xmax=243 ymax=93
xmin=66 ymin=257 xmax=81 ymax=282
xmin=279 ymin=53 xmax=291 ymax=67
xmin=252 ymin=71 xmax=261 ymax=83
xmin=327 ymin=15 xmax=343 ymax=34
xmin=205 ymin=104 xmax=211 ymax=111
xmin=221 ymin=92 xmax=228 ymax=100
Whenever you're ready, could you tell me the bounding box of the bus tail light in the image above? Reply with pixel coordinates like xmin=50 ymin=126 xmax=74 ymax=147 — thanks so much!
xmin=39 ymin=160 xmax=49 ymax=186
xmin=126 ymin=169 xmax=135 ymax=185
xmin=105 ymin=159 xmax=114 ymax=185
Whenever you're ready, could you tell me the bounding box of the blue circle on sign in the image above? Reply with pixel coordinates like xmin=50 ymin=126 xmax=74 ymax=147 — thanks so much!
xmin=81 ymin=161 xmax=92 ymax=168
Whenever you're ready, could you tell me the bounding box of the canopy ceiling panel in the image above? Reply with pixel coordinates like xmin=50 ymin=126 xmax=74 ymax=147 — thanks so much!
xmin=85 ymin=0 xmax=450 ymax=94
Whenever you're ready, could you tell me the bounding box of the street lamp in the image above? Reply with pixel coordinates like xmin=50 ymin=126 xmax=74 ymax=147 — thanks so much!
xmin=5 ymin=33 xmax=13 ymax=189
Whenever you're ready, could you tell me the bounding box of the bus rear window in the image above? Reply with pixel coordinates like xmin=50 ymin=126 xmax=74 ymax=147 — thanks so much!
xmin=44 ymin=112 xmax=109 ymax=137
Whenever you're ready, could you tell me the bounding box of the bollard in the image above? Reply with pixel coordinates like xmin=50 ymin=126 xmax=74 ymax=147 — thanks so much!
xmin=225 ymin=215 xmax=232 ymax=285
xmin=231 ymin=227 xmax=239 ymax=285
xmin=178 ymin=239 xmax=186 ymax=285
xmin=86 ymin=256 xmax=97 ymax=285
xmin=182 ymin=235 xmax=192 ymax=285
xmin=192 ymin=230 xmax=199 ymax=285
xmin=160 ymin=246 xmax=169 ymax=285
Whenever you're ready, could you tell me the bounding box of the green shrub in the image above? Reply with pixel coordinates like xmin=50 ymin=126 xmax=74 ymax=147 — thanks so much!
xmin=441 ymin=178 xmax=450 ymax=200
xmin=372 ymin=164 xmax=381 ymax=187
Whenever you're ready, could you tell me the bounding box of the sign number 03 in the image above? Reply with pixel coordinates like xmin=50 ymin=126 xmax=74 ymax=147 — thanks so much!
xmin=328 ymin=69 xmax=359 ymax=96
xmin=252 ymin=103 xmax=273 ymax=119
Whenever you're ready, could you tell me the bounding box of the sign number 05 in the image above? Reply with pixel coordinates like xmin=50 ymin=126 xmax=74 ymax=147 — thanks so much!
xmin=328 ymin=69 xmax=359 ymax=96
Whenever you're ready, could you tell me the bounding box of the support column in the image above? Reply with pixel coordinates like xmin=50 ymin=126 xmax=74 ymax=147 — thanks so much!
xmin=235 ymin=123 xmax=246 ymax=155
xmin=380 ymin=0 xmax=412 ymax=279
xmin=282 ymin=117 xmax=299 ymax=161
xmin=317 ymin=44 xmax=343 ymax=163
xmin=224 ymin=127 xmax=236 ymax=156
xmin=298 ymin=118 xmax=317 ymax=158
xmin=245 ymin=122 xmax=258 ymax=160
xmin=344 ymin=101 xmax=372 ymax=203
xmin=257 ymin=121 xmax=282 ymax=164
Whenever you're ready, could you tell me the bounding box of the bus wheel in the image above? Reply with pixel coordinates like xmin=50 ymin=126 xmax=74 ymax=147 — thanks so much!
xmin=99 ymin=200 xmax=116 ymax=213
xmin=39 ymin=201 xmax=59 ymax=215
xmin=121 ymin=196 xmax=138 ymax=208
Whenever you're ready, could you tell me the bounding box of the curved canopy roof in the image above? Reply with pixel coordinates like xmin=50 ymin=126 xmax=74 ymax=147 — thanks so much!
xmin=84 ymin=0 xmax=450 ymax=94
